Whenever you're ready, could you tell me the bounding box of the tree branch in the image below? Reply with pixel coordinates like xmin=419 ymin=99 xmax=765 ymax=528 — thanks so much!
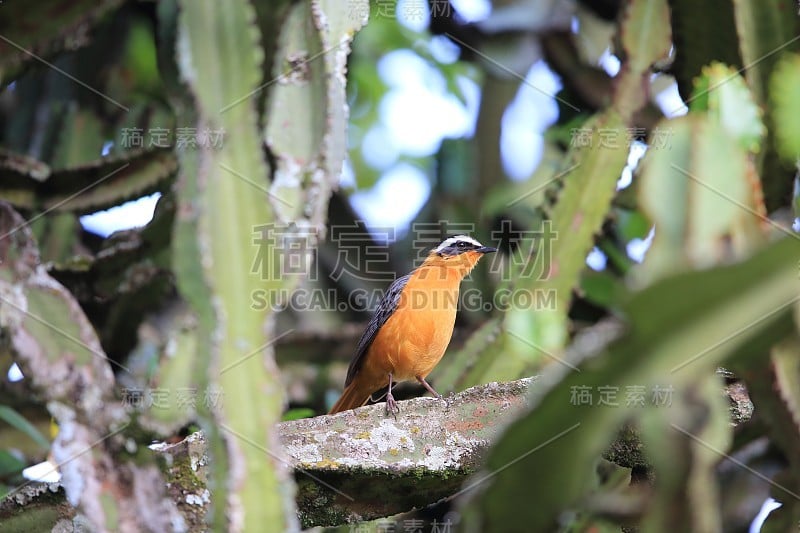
xmin=0 ymin=375 xmax=754 ymax=530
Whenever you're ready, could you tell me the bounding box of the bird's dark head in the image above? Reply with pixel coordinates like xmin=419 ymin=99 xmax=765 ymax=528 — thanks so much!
xmin=432 ymin=235 xmax=497 ymax=257
xmin=421 ymin=235 xmax=496 ymax=276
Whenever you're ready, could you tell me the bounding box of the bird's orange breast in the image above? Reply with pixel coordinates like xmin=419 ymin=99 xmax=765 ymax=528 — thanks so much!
xmin=360 ymin=265 xmax=463 ymax=385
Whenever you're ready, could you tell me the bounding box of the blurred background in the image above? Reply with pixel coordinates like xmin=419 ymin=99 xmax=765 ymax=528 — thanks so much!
xmin=44 ymin=0 xmax=681 ymax=413
xmin=1 ymin=0 xmax=799 ymax=531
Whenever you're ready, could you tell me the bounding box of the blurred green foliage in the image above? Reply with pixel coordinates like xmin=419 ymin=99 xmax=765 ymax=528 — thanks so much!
xmin=0 ymin=0 xmax=800 ymax=531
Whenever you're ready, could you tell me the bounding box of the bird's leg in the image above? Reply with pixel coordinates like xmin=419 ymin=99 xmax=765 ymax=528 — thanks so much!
xmin=385 ymin=372 xmax=399 ymax=416
xmin=416 ymin=376 xmax=443 ymax=400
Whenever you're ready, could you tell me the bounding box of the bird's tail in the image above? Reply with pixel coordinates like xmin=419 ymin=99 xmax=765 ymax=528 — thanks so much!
xmin=329 ymin=380 xmax=373 ymax=414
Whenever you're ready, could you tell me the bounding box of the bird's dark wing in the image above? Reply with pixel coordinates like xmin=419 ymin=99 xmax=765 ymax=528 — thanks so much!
xmin=344 ymin=273 xmax=412 ymax=386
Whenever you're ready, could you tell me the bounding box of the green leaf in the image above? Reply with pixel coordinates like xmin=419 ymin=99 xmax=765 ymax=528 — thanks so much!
xmin=0 ymin=450 xmax=27 ymax=478
xmin=770 ymin=54 xmax=800 ymax=161
xmin=0 ymin=406 xmax=50 ymax=451
xmin=735 ymin=336 xmax=800 ymax=523
xmin=170 ymin=134 xmax=230 ymax=531
xmin=173 ymin=0 xmax=371 ymax=528
xmin=129 ymin=306 xmax=200 ymax=434
xmin=580 ymin=271 xmax=624 ymax=309
xmin=614 ymin=0 xmax=671 ymax=118
xmin=690 ymin=62 xmax=765 ymax=153
xmin=264 ymin=0 xmax=368 ymax=223
xmin=731 ymin=0 xmax=800 ymax=107
xmin=282 ymin=408 xmax=315 ymax=421
xmin=51 ymin=108 xmax=106 ymax=168
xmin=636 ymin=115 xmax=764 ymax=283
xmin=615 ymin=208 xmax=651 ymax=241
xmin=119 ymin=17 xmax=162 ymax=97
xmin=460 ymin=236 xmax=799 ymax=531
xmin=639 ymin=374 xmax=731 ymax=531
xmin=731 ymin=0 xmax=800 ymax=212
xmin=491 ymin=111 xmax=629 ymax=379
xmin=264 ymin=0 xmax=327 ymax=221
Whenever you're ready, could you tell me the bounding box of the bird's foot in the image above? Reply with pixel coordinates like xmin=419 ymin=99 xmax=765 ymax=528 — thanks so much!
xmin=385 ymin=392 xmax=400 ymax=418
xmin=417 ymin=376 xmax=444 ymax=401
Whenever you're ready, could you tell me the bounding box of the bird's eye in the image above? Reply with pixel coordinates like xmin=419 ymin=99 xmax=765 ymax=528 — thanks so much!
xmin=456 ymin=241 xmax=467 ymax=249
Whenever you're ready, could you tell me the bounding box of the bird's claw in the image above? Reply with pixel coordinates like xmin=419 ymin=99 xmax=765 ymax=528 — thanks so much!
xmin=385 ymin=392 xmax=400 ymax=418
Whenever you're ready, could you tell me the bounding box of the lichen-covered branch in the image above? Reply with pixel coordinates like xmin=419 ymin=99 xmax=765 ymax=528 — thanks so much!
xmin=150 ymin=379 xmax=539 ymax=528
xmin=283 ymin=378 xmax=535 ymax=527
xmin=0 ymin=374 xmax=754 ymax=530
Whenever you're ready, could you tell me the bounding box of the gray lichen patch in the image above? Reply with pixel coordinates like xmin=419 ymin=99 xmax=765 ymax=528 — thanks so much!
xmin=285 ymin=443 xmax=323 ymax=464
xmin=368 ymin=420 xmax=415 ymax=453
xmin=278 ymin=379 xmax=535 ymax=477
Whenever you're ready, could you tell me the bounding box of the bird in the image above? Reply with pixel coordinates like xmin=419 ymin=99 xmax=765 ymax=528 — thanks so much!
xmin=329 ymin=235 xmax=496 ymax=415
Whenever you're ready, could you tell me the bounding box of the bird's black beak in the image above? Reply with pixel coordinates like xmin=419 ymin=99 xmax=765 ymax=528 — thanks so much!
xmin=476 ymin=246 xmax=497 ymax=254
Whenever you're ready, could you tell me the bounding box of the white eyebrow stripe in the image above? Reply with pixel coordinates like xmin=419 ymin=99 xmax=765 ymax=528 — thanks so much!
xmin=434 ymin=235 xmax=482 ymax=253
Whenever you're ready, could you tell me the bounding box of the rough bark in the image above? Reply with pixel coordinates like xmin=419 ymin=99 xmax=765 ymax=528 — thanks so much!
xmin=0 ymin=376 xmax=754 ymax=530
